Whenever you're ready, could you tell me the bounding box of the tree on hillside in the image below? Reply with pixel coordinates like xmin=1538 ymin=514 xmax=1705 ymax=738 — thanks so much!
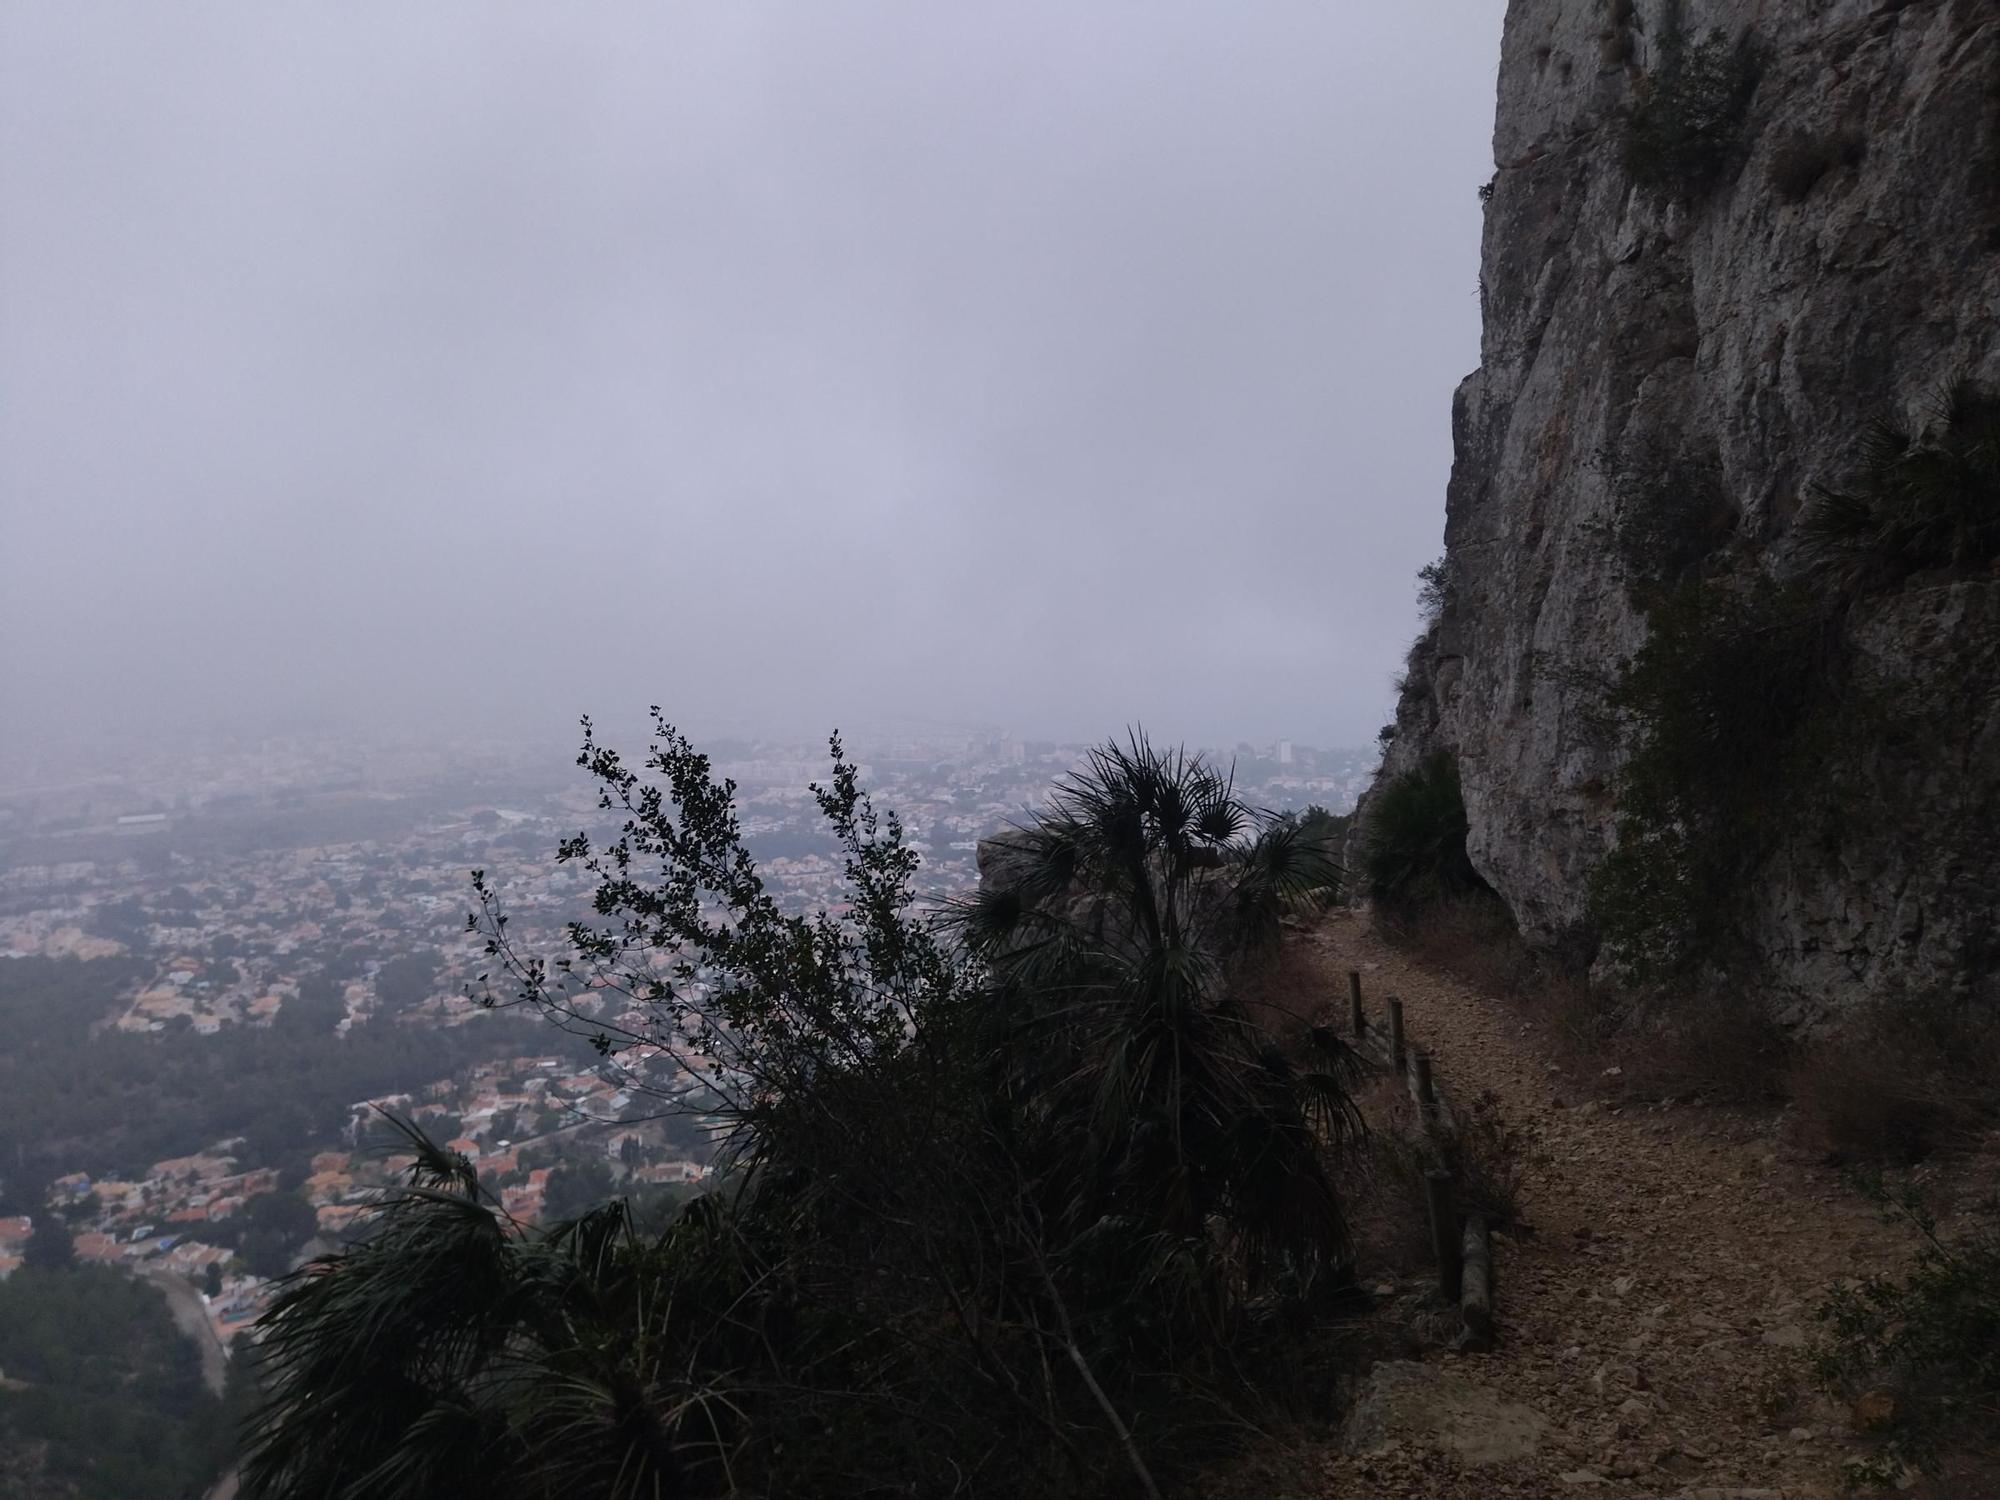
xmin=23 ymin=1218 xmax=74 ymax=1271
xmin=540 ymin=1154 xmax=616 ymax=1221
xmin=23 ymin=1224 xmax=73 ymax=1272
xmin=234 ymin=1191 xmax=319 ymax=1279
xmin=275 ymin=971 xmax=347 ymax=1036
xmin=1289 ymin=801 xmax=1353 ymax=848
xmin=241 ymin=719 xmax=1365 ymax=1500
xmin=0 ymin=1263 xmax=234 ymax=1500
xmin=374 ymin=950 xmax=442 ymax=1012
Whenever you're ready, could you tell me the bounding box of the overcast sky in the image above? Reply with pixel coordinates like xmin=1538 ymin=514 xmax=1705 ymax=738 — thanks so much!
xmin=2 ymin=3 xmax=1504 ymax=753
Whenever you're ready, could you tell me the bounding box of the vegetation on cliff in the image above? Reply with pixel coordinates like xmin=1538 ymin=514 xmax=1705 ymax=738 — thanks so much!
xmin=1588 ymin=577 xmax=1826 ymax=981
xmin=1619 ymin=21 xmax=1760 ymax=196
xmin=1361 ymin=752 xmax=1488 ymax=913
xmin=1588 ymin=379 xmax=1999 ymax=982
xmin=240 ymin=724 xmax=1360 ymax=1499
xmin=1798 ymin=379 xmax=2000 ymax=601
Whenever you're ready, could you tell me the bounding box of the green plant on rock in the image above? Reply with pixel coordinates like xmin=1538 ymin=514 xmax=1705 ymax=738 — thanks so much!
xmin=1363 ymin=752 xmax=1489 ymax=911
xmin=1589 ymin=578 xmax=1827 ymax=979
xmin=1797 ymin=379 xmax=2000 ymax=599
xmin=1621 ymin=23 xmax=1761 ymax=195
xmin=1417 ymin=556 xmax=1454 ymax=620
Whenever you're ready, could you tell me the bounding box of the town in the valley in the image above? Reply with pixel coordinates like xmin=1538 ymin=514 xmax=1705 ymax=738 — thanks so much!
xmin=0 ymin=727 xmax=1371 ymax=1352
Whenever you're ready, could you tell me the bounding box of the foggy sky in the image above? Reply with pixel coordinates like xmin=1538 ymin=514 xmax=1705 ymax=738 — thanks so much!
xmin=2 ymin=3 xmax=1504 ymax=753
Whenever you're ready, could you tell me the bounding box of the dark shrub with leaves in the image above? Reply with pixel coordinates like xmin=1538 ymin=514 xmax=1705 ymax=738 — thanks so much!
xmin=1416 ymin=556 xmax=1454 ymax=620
xmin=1790 ymin=999 xmax=2000 ymax=1165
xmin=244 ymin=1134 xmax=747 ymax=1499
xmin=1622 ymin=24 xmax=1761 ymax=195
xmin=1274 ymin=801 xmax=1352 ymax=857
xmin=1797 ymin=379 xmax=2000 ymax=599
xmin=1815 ymin=1184 xmax=2000 ymax=1477
xmin=242 ymin=721 xmax=1366 ymax=1499
xmin=957 ymin=737 xmax=1363 ymax=1308
xmin=1590 ymin=578 xmax=1826 ymax=979
xmin=1363 ymin=752 xmax=1489 ymax=912
xmin=1609 ymin=986 xmax=1792 ymax=1105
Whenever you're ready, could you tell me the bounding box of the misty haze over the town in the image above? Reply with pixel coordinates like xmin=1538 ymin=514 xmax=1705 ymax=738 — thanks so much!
xmin=4 ymin=4 xmax=1499 ymax=751
xmin=16 ymin=2 xmax=1988 ymax=1496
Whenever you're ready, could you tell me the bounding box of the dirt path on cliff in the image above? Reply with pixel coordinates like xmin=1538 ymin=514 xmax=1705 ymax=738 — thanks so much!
xmin=1282 ymin=910 xmax=1917 ymax=1499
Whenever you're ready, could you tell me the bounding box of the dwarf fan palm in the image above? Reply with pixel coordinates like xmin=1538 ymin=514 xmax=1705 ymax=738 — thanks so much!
xmin=954 ymin=734 xmax=1361 ymax=1325
xmin=240 ymin=1120 xmax=754 ymax=1500
xmin=1797 ymin=379 xmax=2000 ymax=597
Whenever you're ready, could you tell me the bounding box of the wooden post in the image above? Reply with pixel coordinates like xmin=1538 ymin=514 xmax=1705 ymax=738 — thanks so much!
xmin=1460 ymin=1212 xmax=1493 ymax=1347
xmin=1387 ymin=996 xmax=1406 ymax=1072
xmin=1347 ymin=970 xmax=1364 ymax=1035
xmin=1414 ymin=1048 xmax=1436 ymax=1120
xmin=1425 ymin=1170 xmax=1459 ymax=1301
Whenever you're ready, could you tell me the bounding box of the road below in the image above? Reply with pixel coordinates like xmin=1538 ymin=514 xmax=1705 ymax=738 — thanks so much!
xmin=138 ymin=1266 xmax=228 ymax=1396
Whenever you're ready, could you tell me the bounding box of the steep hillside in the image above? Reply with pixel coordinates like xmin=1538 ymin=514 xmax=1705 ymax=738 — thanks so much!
xmin=1371 ymin=0 xmax=2000 ymax=1005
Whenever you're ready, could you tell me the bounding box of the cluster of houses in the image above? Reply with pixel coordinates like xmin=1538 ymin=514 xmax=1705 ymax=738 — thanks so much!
xmin=2 ymin=1046 xmax=715 ymax=1349
xmin=8 ymin=734 xmax=1354 ymax=1368
xmin=345 ymin=1054 xmax=711 ymax=1226
xmin=1 ymin=1156 xmax=262 ymax=1339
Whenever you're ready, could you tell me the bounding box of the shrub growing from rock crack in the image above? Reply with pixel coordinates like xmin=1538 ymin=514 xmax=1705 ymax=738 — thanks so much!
xmin=1796 ymin=379 xmax=2000 ymax=599
xmin=1589 ymin=578 xmax=1827 ymax=980
xmin=1621 ymin=25 xmax=1761 ymax=195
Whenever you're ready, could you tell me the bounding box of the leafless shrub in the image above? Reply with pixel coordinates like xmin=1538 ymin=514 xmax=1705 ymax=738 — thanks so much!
xmin=1348 ymin=1082 xmax=1533 ymax=1278
xmin=1609 ymin=987 xmax=1793 ymax=1104
xmin=1789 ymin=1001 xmax=2000 ymax=1164
xmin=1380 ymin=890 xmax=1537 ymax=998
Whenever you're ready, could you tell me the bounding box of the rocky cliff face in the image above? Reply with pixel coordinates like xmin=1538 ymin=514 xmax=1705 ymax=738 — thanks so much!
xmin=1369 ymin=0 xmax=2000 ymax=1006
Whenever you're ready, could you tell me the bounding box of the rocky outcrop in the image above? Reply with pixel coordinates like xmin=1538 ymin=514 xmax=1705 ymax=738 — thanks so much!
xmin=1367 ymin=0 xmax=2000 ymax=1004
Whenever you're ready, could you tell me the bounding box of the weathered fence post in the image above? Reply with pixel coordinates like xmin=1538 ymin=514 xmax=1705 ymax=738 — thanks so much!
xmin=1460 ymin=1213 xmax=1493 ymax=1348
xmin=1414 ymin=1048 xmax=1436 ymax=1121
xmin=1347 ymin=970 xmax=1364 ymax=1035
xmin=1425 ymin=1169 xmax=1460 ymax=1301
xmin=1387 ymin=996 xmax=1406 ymax=1072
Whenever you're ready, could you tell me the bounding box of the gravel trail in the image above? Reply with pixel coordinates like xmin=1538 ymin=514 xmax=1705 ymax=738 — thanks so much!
xmin=1288 ymin=910 xmax=1915 ymax=1499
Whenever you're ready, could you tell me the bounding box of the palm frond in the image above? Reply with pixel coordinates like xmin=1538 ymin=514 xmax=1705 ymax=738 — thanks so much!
xmin=1796 ymin=378 xmax=2000 ymax=596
